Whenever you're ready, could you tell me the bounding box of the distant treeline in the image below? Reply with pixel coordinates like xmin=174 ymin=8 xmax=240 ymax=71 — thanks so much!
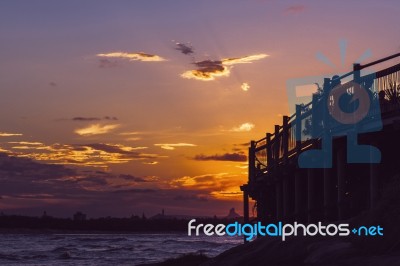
xmin=0 ymin=215 xmax=241 ymax=232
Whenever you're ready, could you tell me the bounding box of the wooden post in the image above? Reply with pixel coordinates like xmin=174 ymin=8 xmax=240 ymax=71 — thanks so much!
xmin=283 ymin=116 xmax=289 ymax=163
xmin=295 ymin=105 xmax=302 ymax=155
xmin=353 ymin=63 xmax=361 ymax=81
xmin=282 ymin=116 xmax=291 ymax=221
xmin=266 ymin=133 xmax=272 ymax=172
xmin=274 ymin=125 xmax=282 ymax=220
xmin=248 ymin=141 xmax=256 ymax=183
xmin=274 ymin=125 xmax=280 ymax=170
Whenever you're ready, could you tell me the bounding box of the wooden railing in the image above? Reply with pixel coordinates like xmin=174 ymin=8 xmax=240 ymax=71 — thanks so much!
xmin=248 ymin=53 xmax=400 ymax=184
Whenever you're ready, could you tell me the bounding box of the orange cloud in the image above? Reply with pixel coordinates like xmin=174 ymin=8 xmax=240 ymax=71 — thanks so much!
xmin=9 ymin=141 xmax=43 ymax=145
xmin=0 ymin=132 xmax=23 ymax=137
xmin=181 ymin=54 xmax=268 ymax=81
xmin=241 ymin=82 xmax=250 ymax=91
xmin=181 ymin=65 xmax=230 ymax=81
xmin=221 ymin=54 xmax=268 ymax=65
xmin=169 ymin=173 xmax=244 ymax=200
xmin=230 ymin=122 xmax=255 ymax=132
xmin=75 ymin=124 xmax=119 ymax=136
xmin=1 ymin=139 xmax=164 ymax=168
xmin=97 ymin=52 xmax=166 ymax=62
xmin=154 ymin=143 xmax=196 ymax=150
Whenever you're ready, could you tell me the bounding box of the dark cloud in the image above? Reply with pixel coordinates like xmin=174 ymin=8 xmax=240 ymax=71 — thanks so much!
xmin=80 ymin=176 xmax=109 ymax=186
xmin=173 ymin=194 xmax=208 ymax=202
xmin=118 ymin=174 xmax=147 ymax=183
xmin=193 ymin=153 xmax=247 ymax=162
xmin=232 ymin=143 xmax=249 ymax=152
xmin=71 ymin=146 xmax=87 ymax=152
xmin=49 ymin=82 xmax=57 ymax=87
xmin=72 ymin=116 xmax=118 ymax=121
xmin=112 ymin=188 xmax=156 ymax=194
xmin=0 ymin=153 xmax=76 ymax=178
xmin=181 ymin=54 xmax=267 ymax=81
xmin=284 ymin=5 xmax=306 ymax=14
xmin=103 ymin=116 xmax=118 ymax=121
xmin=0 ymin=154 xmax=242 ymax=218
xmin=175 ymin=42 xmax=194 ymax=55
xmin=194 ymin=60 xmax=223 ymax=69
xmin=73 ymin=117 xmax=101 ymax=121
xmin=181 ymin=60 xmax=229 ymax=81
xmin=235 ymin=142 xmax=250 ymax=147
xmin=193 ymin=175 xmax=215 ymax=182
xmin=98 ymin=59 xmax=120 ymax=68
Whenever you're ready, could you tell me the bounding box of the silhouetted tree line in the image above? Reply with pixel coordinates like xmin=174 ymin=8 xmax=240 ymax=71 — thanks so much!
xmin=0 ymin=214 xmax=241 ymax=232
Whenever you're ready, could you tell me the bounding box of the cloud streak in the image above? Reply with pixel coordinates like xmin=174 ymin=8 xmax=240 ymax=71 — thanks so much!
xmin=154 ymin=143 xmax=196 ymax=150
xmin=221 ymin=54 xmax=268 ymax=65
xmin=75 ymin=124 xmax=119 ymax=136
xmin=1 ymin=140 xmax=162 ymax=167
xmin=72 ymin=116 xmax=118 ymax=122
xmin=194 ymin=153 xmax=247 ymax=162
xmin=98 ymin=59 xmax=120 ymax=68
xmin=97 ymin=52 xmax=166 ymax=62
xmin=0 ymin=132 xmax=23 ymax=137
xmin=284 ymin=5 xmax=306 ymax=14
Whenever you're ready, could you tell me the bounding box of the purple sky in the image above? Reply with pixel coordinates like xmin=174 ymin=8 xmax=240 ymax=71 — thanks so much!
xmin=0 ymin=0 xmax=399 ymax=218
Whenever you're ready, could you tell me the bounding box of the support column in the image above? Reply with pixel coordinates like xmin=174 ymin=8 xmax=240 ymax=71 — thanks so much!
xmin=370 ymin=163 xmax=379 ymax=209
xmin=283 ymin=175 xmax=291 ymax=221
xmin=307 ymin=168 xmax=317 ymax=223
xmin=295 ymin=169 xmax=307 ymax=223
xmin=256 ymin=193 xmax=263 ymax=222
xmin=242 ymin=186 xmax=249 ymax=243
xmin=337 ymin=147 xmax=347 ymax=220
xmin=324 ymin=167 xmax=336 ymax=221
xmin=265 ymin=186 xmax=276 ymax=222
xmin=243 ymin=186 xmax=249 ymax=224
xmin=276 ymin=181 xmax=283 ymax=221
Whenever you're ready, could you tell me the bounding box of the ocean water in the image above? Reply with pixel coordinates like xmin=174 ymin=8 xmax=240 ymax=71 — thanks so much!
xmin=0 ymin=233 xmax=242 ymax=265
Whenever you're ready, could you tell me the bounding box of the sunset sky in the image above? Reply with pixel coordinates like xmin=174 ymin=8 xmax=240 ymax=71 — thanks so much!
xmin=0 ymin=0 xmax=400 ymax=218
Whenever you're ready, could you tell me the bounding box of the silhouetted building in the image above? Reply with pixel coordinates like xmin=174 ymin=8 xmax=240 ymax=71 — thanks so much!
xmin=130 ymin=214 xmax=140 ymax=220
xmin=150 ymin=209 xmax=170 ymax=220
xmin=73 ymin=211 xmax=87 ymax=221
xmin=225 ymin=208 xmax=242 ymax=219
